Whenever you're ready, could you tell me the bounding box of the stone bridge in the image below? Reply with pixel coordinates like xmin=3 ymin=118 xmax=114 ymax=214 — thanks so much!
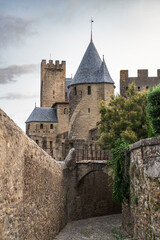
xmin=62 ymin=149 xmax=121 ymax=221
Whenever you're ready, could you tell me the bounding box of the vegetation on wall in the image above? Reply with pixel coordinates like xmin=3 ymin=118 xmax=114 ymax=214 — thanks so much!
xmin=98 ymin=84 xmax=149 ymax=203
xmin=146 ymin=84 xmax=160 ymax=137
xmin=110 ymin=140 xmax=130 ymax=203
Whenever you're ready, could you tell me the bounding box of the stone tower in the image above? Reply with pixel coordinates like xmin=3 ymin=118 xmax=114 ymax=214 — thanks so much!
xmin=41 ymin=60 xmax=66 ymax=107
xmin=120 ymin=69 xmax=160 ymax=97
xmin=68 ymin=40 xmax=115 ymax=140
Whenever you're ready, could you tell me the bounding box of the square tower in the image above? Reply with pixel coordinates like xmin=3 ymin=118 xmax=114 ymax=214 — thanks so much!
xmin=41 ymin=60 xmax=66 ymax=107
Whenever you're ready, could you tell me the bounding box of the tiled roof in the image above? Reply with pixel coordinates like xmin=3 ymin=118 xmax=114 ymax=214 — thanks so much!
xmin=26 ymin=107 xmax=58 ymax=123
xmin=69 ymin=41 xmax=114 ymax=87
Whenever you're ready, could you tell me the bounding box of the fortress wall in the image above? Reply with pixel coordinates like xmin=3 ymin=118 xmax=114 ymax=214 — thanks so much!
xmin=122 ymin=137 xmax=160 ymax=239
xmin=120 ymin=69 xmax=160 ymax=97
xmin=0 ymin=109 xmax=66 ymax=240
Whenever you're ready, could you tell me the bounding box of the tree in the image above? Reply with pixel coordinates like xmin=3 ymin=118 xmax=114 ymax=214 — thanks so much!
xmin=146 ymin=84 xmax=160 ymax=137
xmin=98 ymin=83 xmax=149 ymax=149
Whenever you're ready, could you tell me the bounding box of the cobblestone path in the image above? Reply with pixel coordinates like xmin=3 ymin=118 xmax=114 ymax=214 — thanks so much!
xmin=54 ymin=214 xmax=132 ymax=240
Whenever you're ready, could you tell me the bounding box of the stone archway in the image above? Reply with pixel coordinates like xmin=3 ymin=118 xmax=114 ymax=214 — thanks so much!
xmin=74 ymin=171 xmax=121 ymax=220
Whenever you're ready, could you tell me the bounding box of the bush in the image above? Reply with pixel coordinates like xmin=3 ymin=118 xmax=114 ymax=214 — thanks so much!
xmin=110 ymin=139 xmax=130 ymax=203
xmin=98 ymin=83 xmax=148 ymax=149
xmin=147 ymin=84 xmax=160 ymax=136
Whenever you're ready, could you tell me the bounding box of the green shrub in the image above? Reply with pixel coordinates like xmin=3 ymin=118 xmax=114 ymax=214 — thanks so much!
xmin=110 ymin=139 xmax=130 ymax=203
xmin=147 ymin=84 xmax=160 ymax=136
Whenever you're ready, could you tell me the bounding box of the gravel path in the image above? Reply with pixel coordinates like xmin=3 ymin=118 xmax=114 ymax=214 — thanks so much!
xmin=54 ymin=214 xmax=132 ymax=240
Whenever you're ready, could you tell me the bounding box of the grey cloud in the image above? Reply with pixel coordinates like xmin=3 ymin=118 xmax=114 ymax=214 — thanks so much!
xmin=0 ymin=14 xmax=36 ymax=47
xmin=0 ymin=93 xmax=38 ymax=100
xmin=0 ymin=64 xmax=39 ymax=84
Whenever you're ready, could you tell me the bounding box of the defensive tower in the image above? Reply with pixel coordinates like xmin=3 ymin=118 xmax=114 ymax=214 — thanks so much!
xmin=68 ymin=40 xmax=115 ymax=140
xmin=41 ymin=60 xmax=66 ymax=107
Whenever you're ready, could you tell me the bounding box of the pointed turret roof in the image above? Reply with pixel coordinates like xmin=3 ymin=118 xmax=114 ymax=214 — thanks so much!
xmin=98 ymin=57 xmax=114 ymax=84
xmin=69 ymin=41 xmax=114 ymax=87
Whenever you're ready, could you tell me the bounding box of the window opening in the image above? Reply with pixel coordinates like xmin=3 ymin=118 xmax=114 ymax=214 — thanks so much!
xmin=88 ymin=86 xmax=91 ymax=95
xmin=50 ymin=141 xmax=52 ymax=149
xmin=50 ymin=124 xmax=53 ymax=129
xmin=64 ymin=108 xmax=68 ymax=114
xmin=74 ymin=87 xmax=77 ymax=95
xmin=40 ymin=124 xmax=43 ymax=129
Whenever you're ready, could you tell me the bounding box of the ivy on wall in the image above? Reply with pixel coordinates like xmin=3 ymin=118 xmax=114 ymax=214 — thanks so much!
xmin=110 ymin=140 xmax=130 ymax=203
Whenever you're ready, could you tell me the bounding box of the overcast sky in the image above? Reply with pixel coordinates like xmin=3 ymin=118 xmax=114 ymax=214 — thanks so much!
xmin=1 ymin=0 xmax=160 ymax=131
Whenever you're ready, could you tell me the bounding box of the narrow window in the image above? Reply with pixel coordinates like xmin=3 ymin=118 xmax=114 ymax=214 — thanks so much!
xmin=126 ymin=87 xmax=128 ymax=90
xmin=146 ymin=86 xmax=149 ymax=90
xmin=88 ymin=86 xmax=91 ymax=95
xmin=64 ymin=108 xmax=68 ymax=114
xmin=50 ymin=141 xmax=52 ymax=149
xmin=88 ymin=108 xmax=90 ymax=113
xmin=138 ymin=86 xmax=140 ymax=91
xmin=28 ymin=124 xmax=30 ymax=130
xmin=42 ymin=140 xmax=47 ymax=149
xmin=40 ymin=124 xmax=43 ymax=129
xmin=50 ymin=124 xmax=53 ymax=129
xmin=36 ymin=140 xmax=39 ymax=145
xmin=74 ymin=87 xmax=77 ymax=96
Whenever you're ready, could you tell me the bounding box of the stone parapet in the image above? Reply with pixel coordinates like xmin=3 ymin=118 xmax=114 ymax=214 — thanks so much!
xmin=122 ymin=136 xmax=160 ymax=239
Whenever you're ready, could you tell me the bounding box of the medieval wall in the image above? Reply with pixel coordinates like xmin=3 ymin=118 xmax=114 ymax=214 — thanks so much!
xmin=122 ymin=136 xmax=160 ymax=240
xmin=0 ymin=109 xmax=67 ymax=240
xmin=26 ymin=121 xmax=58 ymax=157
xmin=120 ymin=69 xmax=160 ymax=97
xmin=41 ymin=60 xmax=66 ymax=107
xmin=68 ymin=83 xmax=114 ymax=140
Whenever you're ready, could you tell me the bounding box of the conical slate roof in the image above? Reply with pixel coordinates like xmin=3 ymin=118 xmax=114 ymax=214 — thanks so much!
xmin=98 ymin=58 xmax=114 ymax=83
xmin=69 ymin=41 xmax=114 ymax=87
xmin=26 ymin=107 xmax=58 ymax=123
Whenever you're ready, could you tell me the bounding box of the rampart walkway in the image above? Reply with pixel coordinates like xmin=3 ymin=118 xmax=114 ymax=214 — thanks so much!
xmin=54 ymin=214 xmax=132 ymax=240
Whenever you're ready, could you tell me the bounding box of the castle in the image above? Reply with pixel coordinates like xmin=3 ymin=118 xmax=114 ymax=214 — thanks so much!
xmin=26 ymin=36 xmax=115 ymax=160
xmin=26 ymin=35 xmax=160 ymax=160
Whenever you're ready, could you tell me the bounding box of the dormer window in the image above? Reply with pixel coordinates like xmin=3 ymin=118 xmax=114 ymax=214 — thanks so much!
xmin=88 ymin=86 xmax=91 ymax=95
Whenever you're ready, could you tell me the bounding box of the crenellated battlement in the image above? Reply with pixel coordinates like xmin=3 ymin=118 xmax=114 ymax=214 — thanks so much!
xmin=41 ymin=59 xmax=66 ymax=69
xmin=120 ymin=69 xmax=160 ymax=79
xmin=120 ymin=69 xmax=160 ymax=97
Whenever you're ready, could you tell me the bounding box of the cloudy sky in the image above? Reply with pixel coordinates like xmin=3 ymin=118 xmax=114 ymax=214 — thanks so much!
xmin=1 ymin=0 xmax=160 ymax=131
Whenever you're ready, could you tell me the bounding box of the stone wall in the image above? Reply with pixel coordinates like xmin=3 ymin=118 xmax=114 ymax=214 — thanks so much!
xmin=62 ymin=149 xmax=121 ymax=221
xmin=0 ymin=109 xmax=67 ymax=239
xmin=120 ymin=69 xmax=160 ymax=97
xmin=26 ymin=121 xmax=58 ymax=157
xmin=122 ymin=137 xmax=160 ymax=239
